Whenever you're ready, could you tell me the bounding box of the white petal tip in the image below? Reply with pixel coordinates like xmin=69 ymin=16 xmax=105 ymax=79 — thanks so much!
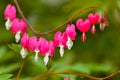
xmin=5 ymin=18 xmax=12 ymax=30
xmin=34 ymin=50 xmax=39 ymax=62
xmin=67 ymin=37 xmax=73 ymax=50
xmin=67 ymin=44 xmax=73 ymax=50
xmin=34 ymin=56 xmax=38 ymax=62
xmin=60 ymin=50 xmax=64 ymax=57
xmin=59 ymin=45 xmax=64 ymax=57
xmin=60 ymin=54 xmax=64 ymax=57
xmin=15 ymin=32 xmax=21 ymax=43
xmin=44 ymin=54 xmax=49 ymax=65
xmin=44 ymin=62 xmax=48 ymax=65
xmin=15 ymin=40 xmax=19 ymax=43
xmin=21 ymin=54 xmax=27 ymax=59
xmin=35 ymin=58 xmax=38 ymax=62
xmin=21 ymin=55 xmax=26 ymax=59
xmin=20 ymin=48 xmax=28 ymax=59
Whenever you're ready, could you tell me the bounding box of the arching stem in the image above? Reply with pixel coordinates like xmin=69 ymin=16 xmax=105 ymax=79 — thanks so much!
xmin=13 ymin=0 xmax=107 ymax=36
xmin=31 ymin=71 xmax=120 ymax=80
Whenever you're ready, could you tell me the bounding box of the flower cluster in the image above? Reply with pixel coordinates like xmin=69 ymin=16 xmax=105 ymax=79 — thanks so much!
xmin=76 ymin=13 xmax=108 ymax=42
xmin=20 ymin=33 xmax=55 ymax=65
xmin=19 ymin=23 xmax=76 ymax=65
xmin=4 ymin=4 xmax=27 ymax=43
xmin=4 ymin=4 xmax=108 ymax=65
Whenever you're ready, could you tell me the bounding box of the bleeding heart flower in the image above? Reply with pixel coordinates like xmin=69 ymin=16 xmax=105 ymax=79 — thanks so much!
xmin=20 ymin=33 xmax=29 ymax=59
xmin=88 ymin=13 xmax=100 ymax=34
xmin=43 ymin=41 xmax=55 ymax=65
xmin=38 ymin=38 xmax=55 ymax=65
xmin=65 ymin=24 xmax=76 ymax=50
xmin=76 ymin=19 xmax=91 ymax=42
xmin=38 ymin=37 xmax=49 ymax=56
xmin=11 ymin=18 xmax=27 ymax=43
xmin=4 ymin=4 xmax=16 ymax=30
xmin=54 ymin=32 xmax=67 ymax=57
xmin=27 ymin=36 xmax=38 ymax=52
xmin=100 ymin=17 xmax=108 ymax=31
xmin=38 ymin=38 xmax=49 ymax=65
xmin=27 ymin=36 xmax=40 ymax=62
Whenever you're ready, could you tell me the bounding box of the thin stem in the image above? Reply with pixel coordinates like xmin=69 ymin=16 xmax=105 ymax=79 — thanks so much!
xmin=13 ymin=0 xmax=38 ymax=34
xmin=31 ymin=71 xmax=120 ymax=80
xmin=13 ymin=0 xmax=107 ymax=36
xmin=101 ymin=70 xmax=120 ymax=79
xmin=16 ymin=60 xmax=26 ymax=80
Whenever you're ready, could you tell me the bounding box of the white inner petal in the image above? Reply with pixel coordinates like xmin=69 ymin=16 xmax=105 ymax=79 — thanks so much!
xmin=44 ymin=53 xmax=49 ymax=65
xmin=34 ymin=50 xmax=39 ymax=62
xmin=66 ymin=37 xmax=73 ymax=50
xmin=5 ymin=18 xmax=12 ymax=30
xmin=59 ymin=45 xmax=64 ymax=57
xmin=15 ymin=31 xmax=21 ymax=43
xmin=91 ymin=25 xmax=96 ymax=34
xmin=20 ymin=48 xmax=28 ymax=59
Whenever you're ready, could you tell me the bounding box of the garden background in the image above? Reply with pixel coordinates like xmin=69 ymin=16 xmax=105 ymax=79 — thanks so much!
xmin=0 ymin=0 xmax=120 ymax=80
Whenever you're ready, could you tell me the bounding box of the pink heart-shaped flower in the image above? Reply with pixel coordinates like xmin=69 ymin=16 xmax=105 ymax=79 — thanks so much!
xmin=54 ymin=31 xmax=67 ymax=47
xmin=38 ymin=37 xmax=49 ymax=56
xmin=4 ymin=4 xmax=16 ymax=20
xmin=65 ymin=24 xmax=76 ymax=40
xmin=20 ymin=33 xmax=29 ymax=49
xmin=76 ymin=19 xmax=91 ymax=33
xmin=88 ymin=13 xmax=100 ymax=25
xmin=27 ymin=36 xmax=38 ymax=52
xmin=11 ymin=18 xmax=27 ymax=34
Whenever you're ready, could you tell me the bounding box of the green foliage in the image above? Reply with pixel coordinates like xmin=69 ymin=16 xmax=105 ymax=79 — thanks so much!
xmin=0 ymin=74 xmax=13 ymax=80
xmin=0 ymin=63 xmax=20 ymax=74
xmin=8 ymin=44 xmax=21 ymax=53
xmin=0 ymin=0 xmax=120 ymax=80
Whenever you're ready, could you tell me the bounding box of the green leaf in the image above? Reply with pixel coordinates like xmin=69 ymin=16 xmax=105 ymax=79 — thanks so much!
xmin=0 ymin=46 xmax=7 ymax=60
xmin=89 ymin=63 xmax=114 ymax=72
xmin=48 ymin=60 xmax=69 ymax=72
xmin=23 ymin=55 xmax=48 ymax=76
xmin=71 ymin=63 xmax=91 ymax=74
xmin=8 ymin=44 xmax=21 ymax=53
xmin=0 ymin=74 xmax=13 ymax=80
xmin=0 ymin=63 xmax=20 ymax=74
xmin=0 ymin=46 xmax=16 ymax=63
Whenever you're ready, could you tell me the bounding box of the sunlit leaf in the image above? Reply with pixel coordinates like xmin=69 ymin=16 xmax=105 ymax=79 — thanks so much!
xmin=0 ymin=74 xmax=13 ymax=80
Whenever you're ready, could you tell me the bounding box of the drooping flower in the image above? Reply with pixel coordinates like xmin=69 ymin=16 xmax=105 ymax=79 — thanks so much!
xmin=20 ymin=33 xmax=29 ymax=59
xmin=54 ymin=32 xmax=67 ymax=57
xmin=88 ymin=13 xmax=100 ymax=34
xmin=76 ymin=19 xmax=91 ymax=42
xmin=65 ymin=24 xmax=76 ymax=50
xmin=27 ymin=36 xmax=39 ymax=62
xmin=43 ymin=41 xmax=55 ymax=65
xmin=100 ymin=17 xmax=109 ymax=31
xmin=11 ymin=18 xmax=27 ymax=43
xmin=38 ymin=37 xmax=49 ymax=56
xmin=38 ymin=38 xmax=55 ymax=65
xmin=38 ymin=38 xmax=49 ymax=65
xmin=4 ymin=4 xmax=16 ymax=30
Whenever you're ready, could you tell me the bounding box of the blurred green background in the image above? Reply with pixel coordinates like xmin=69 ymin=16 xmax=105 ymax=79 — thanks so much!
xmin=0 ymin=0 xmax=120 ymax=80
